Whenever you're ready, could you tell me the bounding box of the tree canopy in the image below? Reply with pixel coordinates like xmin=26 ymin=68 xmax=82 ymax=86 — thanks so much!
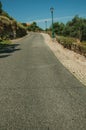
xmin=50 ymin=15 xmax=86 ymax=41
xmin=27 ymin=22 xmax=43 ymax=32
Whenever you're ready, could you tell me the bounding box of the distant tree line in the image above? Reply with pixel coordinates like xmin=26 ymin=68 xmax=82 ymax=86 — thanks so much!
xmin=49 ymin=15 xmax=86 ymax=41
xmin=27 ymin=22 xmax=43 ymax=32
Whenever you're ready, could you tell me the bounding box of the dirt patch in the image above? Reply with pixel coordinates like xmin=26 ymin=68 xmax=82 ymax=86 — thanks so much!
xmin=42 ymin=33 xmax=86 ymax=86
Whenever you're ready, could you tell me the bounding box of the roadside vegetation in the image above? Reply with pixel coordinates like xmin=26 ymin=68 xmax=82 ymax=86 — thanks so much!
xmin=57 ymin=36 xmax=86 ymax=57
xmin=0 ymin=1 xmax=27 ymax=45
xmin=52 ymin=15 xmax=86 ymax=41
xmin=27 ymin=22 xmax=42 ymax=32
xmin=47 ymin=15 xmax=86 ymax=57
xmin=0 ymin=0 xmax=43 ymax=54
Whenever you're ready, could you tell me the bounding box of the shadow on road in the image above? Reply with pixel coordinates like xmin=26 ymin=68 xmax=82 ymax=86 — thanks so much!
xmin=0 ymin=43 xmax=21 ymax=58
xmin=0 ymin=54 xmax=11 ymax=58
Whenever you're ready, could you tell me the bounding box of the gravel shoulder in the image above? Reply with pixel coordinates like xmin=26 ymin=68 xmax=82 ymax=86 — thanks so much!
xmin=42 ymin=33 xmax=86 ymax=86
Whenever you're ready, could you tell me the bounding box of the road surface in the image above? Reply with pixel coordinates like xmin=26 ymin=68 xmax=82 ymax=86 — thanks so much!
xmin=0 ymin=33 xmax=86 ymax=130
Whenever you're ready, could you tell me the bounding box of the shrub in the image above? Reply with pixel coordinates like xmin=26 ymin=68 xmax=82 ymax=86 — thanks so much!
xmin=57 ymin=36 xmax=76 ymax=49
xmin=0 ymin=39 xmax=11 ymax=44
xmin=56 ymin=36 xmax=86 ymax=57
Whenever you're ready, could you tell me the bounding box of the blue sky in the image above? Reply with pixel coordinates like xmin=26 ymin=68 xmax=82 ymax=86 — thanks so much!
xmin=1 ymin=0 xmax=86 ymax=29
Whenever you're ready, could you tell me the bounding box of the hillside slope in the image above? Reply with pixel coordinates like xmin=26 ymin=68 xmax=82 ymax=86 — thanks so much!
xmin=0 ymin=8 xmax=27 ymax=40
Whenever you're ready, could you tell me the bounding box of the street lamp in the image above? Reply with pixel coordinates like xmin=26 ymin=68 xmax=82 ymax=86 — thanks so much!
xmin=50 ymin=7 xmax=55 ymax=38
xmin=45 ymin=21 xmax=47 ymax=32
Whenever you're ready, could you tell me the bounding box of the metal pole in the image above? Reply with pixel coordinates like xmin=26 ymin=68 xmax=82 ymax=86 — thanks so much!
xmin=50 ymin=7 xmax=54 ymax=38
xmin=51 ymin=11 xmax=54 ymax=38
xmin=45 ymin=21 xmax=47 ymax=32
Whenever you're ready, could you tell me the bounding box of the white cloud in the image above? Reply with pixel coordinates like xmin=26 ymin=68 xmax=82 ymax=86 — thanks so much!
xmin=29 ymin=18 xmax=51 ymax=23
xmin=28 ymin=14 xmax=86 ymax=25
xmin=29 ymin=15 xmax=74 ymax=23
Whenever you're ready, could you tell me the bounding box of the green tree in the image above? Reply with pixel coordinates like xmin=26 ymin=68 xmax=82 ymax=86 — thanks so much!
xmin=52 ymin=22 xmax=65 ymax=35
xmin=27 ymin=22 xmax=42 ymax=32
xmin=62 ymin=15 xmax=86 ymax=41
xmin=0 ymin=1 xmax=2 ymax=13
xmin=22 ymin=23 xmax=27 ymax=27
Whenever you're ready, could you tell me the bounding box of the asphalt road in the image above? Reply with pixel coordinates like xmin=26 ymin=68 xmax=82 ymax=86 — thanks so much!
xmin=0 ymin=33 xmax=86 ymax=130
